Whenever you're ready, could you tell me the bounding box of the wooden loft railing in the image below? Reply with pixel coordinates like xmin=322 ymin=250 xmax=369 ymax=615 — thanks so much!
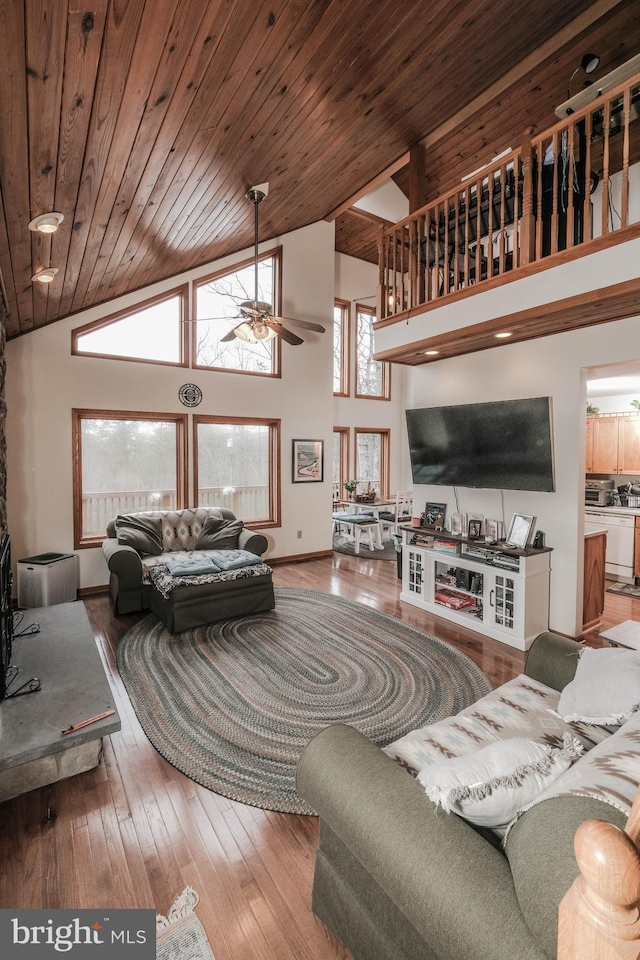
xmin=558 ymin=784 xmax=640 ymax=959
xmin=377 ymin=69 xmax=640 ymax=323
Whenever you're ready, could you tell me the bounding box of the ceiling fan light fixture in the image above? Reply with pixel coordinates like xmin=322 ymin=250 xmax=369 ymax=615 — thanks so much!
xmin=31 ymin=267 xmax=59 ymax=283
xmin=28 ymin=212 xmax=64 ymax=234
xmin=233 ymin=321 xmax=259 ymax=343
xmin=252 ymin=321 xmax=277 ymax=341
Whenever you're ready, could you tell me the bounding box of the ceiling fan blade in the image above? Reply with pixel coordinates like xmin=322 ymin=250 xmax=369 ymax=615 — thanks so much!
xmin=270 ymin=315 xmax=326 ymax=333
xmin=269 ymin=322 xmax=303 ymax=346
xmin=220 ymin=327 xmax=241 ymax=342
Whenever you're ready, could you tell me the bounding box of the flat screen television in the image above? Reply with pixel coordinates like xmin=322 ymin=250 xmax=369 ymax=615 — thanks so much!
xmin=406 ymin=397 xmax=555 ymax=491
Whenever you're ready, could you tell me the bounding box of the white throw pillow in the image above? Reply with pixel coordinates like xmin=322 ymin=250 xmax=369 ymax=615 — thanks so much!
xmin=556 ymin=647 xmax=640 ymax=725
xmin=417 ymin=735 xmax=583 ymax=833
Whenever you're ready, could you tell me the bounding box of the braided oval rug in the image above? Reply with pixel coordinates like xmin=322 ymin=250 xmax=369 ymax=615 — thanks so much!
xmin=117 ymin=587 xmax=491 ymax=814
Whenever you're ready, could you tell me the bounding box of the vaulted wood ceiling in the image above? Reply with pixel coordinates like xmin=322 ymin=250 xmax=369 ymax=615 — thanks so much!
xmin=1 ymin=0 xmax=638 ymax=339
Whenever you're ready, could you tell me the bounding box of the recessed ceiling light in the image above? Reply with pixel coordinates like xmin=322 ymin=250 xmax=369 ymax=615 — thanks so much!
xmin=424 ymin=349 xmax=440 ymax=356
xmin=494 ymin=331 xmax=513 ymax=339
xmin=31 ymin=267 xmax=59 ymax=283
xmin=28 ymin=212 xmax=64 ymax=234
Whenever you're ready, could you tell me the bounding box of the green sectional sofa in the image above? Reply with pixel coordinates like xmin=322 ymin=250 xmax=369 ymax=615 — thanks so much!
xmin=297 ymin=631 xmax=638 ymax=960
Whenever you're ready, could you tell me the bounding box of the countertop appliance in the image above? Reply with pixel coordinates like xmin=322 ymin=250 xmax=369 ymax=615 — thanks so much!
xmin=584 ymin=511 xmax=635 ymax=583
xmin=585 ymin=479 xmax=614 ymax=506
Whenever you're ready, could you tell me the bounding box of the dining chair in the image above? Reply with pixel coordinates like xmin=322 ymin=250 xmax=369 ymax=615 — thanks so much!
xmin=378 ymin=491 xmax=413 ymax=540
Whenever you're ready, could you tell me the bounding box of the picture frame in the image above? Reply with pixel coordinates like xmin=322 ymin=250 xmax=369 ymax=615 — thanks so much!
xmin=423 ymin=502 xmax=447 ymax=530
xmin=450 ymin=513 xmax=463 ymax=536
xmin=467 ymin=519 xmax=482 ymax=540
xmin=292 ymin=439 xmax=324 ymax=483
xmin=485 ymin=518 xmax=502 ymax=542
xmin=505 ymin=513 xmax=535 ymax=549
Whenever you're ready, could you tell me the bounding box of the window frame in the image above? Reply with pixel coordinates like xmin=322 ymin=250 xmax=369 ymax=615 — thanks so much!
xmin=71 ymin=285 xmax=189 ymax=367
xmin=191 ymin=247 xmax=283 ymax=378
xmin=72 ymin=409 xmax=188 ymax=549
xmin=333 ymin=299 xmax=350 ymax=396
xmin=354 ymin=427 xmax=390 ymax=499
xmin=193 ymin=415 xmax=281 ymax=530
xmin=354 ymin=302 xmax=391 ymax=400
xmin=332 ymin=426 xmax=350 ymax=500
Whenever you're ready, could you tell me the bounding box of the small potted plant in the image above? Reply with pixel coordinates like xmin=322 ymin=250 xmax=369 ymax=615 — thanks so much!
xmin=343 ymin=479 xmax=357 ymax=500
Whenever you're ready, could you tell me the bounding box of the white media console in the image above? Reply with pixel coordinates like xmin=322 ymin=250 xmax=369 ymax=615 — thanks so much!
xmin=400 ymin=528 xmax=552 ymax=651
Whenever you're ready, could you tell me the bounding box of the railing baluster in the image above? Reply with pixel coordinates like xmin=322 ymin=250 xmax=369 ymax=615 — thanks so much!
xmin=453 ymin=192 xmax=460 ymax=291
xmin=566 ymin=120 xmax=576 ymax=249
xmin=499 ymin=165 xmax=506 ymax=274
xmin=602 ymin=99 xmax=611 ymax=236
xmin=535 ymin=140 xmax=544 ymax=260
xmin=583 ymin=111 xmax=592 ymax=244
xmin=463 ymin=185 xmax=470 ymax=286
xmin=621 ymin=87 xmax=631 ymax=229
xmin=475 ymin=182 xmax=482 ymax=282
xmin=551 ymin=131 xmax=559 ymax=254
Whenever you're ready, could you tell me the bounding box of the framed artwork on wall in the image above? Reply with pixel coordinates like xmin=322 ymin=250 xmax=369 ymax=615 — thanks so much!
xmin=292 ymin=439 xmax=324 ymax=483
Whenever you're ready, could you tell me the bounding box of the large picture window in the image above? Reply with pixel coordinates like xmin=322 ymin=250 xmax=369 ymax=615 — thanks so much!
xmin=193 ymin=250 xmax=281 ymax=376
xmin=73 ymin=410 xmax=187 ymax=548
xmin=355 ymin=303 xmax=390 ymax=399
xmin=333 ymin=299 xmax=350 ymax=395
xmin=355 ymin=428 xmax=390 ymax=498
xmin=194 ymin=416 xmax=280 ymax=528
xmin=72 ymin=287 xmax=188 ymax=366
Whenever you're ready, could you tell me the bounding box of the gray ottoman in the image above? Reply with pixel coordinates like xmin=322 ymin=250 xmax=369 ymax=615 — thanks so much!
xmin=149 ymin=566 xmax=275 ymax=632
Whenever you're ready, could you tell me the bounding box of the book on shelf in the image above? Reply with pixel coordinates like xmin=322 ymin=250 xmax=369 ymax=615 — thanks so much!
xmin=432 ymin=539 xmax=459 ymax=553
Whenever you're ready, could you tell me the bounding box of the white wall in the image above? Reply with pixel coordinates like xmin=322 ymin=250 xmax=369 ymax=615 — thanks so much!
xmin=6 ymin=220 xmax=336 ymax=590
xmin=393 ymin=237 xmax=640 ymax=637
xmin=334 ymin=253 xmax=407 ymax=494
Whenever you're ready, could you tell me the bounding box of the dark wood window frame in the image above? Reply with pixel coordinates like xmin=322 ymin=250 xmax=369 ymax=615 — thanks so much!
xmin=72 ymin=409 xmax=188 ymax=549
xmin=71 ymin=285 xmax=189 ymax=367
xmin=193 ymin=415 xmax=281 ymax=529
xmin=355 ymin=302 xmax=391 ymax=400
xmin=354 ymin=427 xmax=390 ymax=499
xmin=333 ymin=299 xmax=350 ymax=396
xmin=192 ymin=247 xmax=283 ymax=378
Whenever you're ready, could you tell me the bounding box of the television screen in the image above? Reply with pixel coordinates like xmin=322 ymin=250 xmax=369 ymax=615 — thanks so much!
xmin=406 ymin=398 xmax=554 ymax=491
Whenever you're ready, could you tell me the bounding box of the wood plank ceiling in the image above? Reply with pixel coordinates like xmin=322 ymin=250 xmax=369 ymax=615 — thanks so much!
xmin=0 ymin=0 xmax=638 ymax=339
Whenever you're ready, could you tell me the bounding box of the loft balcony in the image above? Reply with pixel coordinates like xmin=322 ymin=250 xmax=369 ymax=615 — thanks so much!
xmin=375 ymin=69 xmax=640 ymax=364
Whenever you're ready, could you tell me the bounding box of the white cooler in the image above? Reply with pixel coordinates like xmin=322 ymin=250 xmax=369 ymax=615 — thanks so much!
xmin=17 ymin=553 xmax=77 ymax=607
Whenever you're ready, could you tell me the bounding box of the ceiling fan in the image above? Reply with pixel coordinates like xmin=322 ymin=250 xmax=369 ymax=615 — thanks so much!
xmin=194 ymin=182 xmax=326 ymax=346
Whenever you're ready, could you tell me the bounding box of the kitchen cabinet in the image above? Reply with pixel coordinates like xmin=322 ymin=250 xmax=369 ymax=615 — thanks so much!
xmin=591 ymin=417 xmax=620 ymax=473
xmin=619 ymin=417 xmax=640 ymax=474
xmin=583 ymin=529 xmax=606 ymax=633
xmin=587 ymin=415 xmax=640 ymax=475
xmin=585 ymin=417 xmax=593 ymax=473
xmin=635 ymin=517 xmax=640 ymax=581
xmin=585 ymin=511 xmax=635 ymax=582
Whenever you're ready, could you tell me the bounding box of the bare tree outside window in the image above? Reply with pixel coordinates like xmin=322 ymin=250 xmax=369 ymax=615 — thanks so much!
xmin=194 ymin=255 xmax=278 ymax=374
xmin=333 ymin=300 xmax=349 ymax=395
xmin=355 ymin=304 xmax=390 ymax=399
xmin=355 ymin=429 xmax=390 ymax=498
xmin=195 ymin=417 xmax=280 ymax=527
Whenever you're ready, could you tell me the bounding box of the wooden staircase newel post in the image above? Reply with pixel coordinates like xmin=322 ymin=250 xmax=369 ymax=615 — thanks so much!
xmin=558 ymin=786 xmax=640 ymax=960
xmin=520 ymin=126 xmax=535 ymax=266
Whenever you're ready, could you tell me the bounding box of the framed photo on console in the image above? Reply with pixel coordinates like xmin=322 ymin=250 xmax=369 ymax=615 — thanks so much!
xmin=467 ymin=519 xmax=482 ymax=540
xmin=505 ymin=513 xmax=534 ymax=548
xmin=292 ymin=439 xmax=324 ymax=483
xmin=423 ymin=502 xmax=446 ymax=530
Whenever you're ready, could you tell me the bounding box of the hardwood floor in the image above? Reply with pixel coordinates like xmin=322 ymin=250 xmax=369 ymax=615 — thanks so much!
xmin=1 ymin=554 xmax=638 ymax=960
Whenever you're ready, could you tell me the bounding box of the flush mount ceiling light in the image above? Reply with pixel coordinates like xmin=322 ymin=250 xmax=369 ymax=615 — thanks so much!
xmin=424 ymin=349 xmax=440 ymax=355
xmin=31 ymin=267 xmax=59 ymax=283
xmin=28 ymin=212 xmax=64 ymax=234
xmin=494 ymin=331 xmax=512 ymax=339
